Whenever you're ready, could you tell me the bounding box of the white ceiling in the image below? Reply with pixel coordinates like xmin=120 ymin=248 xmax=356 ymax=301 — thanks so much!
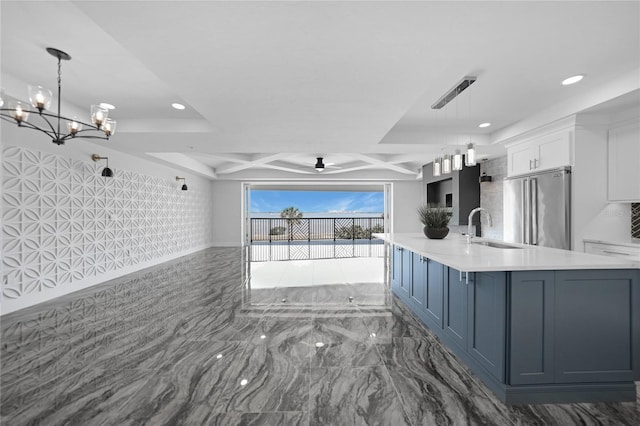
xmin=1 ymin=1 xmax=639 ymax=180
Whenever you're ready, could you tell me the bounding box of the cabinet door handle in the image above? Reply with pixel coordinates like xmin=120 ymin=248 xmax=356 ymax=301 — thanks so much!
xmin=459 ymin=270 xmax=471 ymax=285
xmin=419 ymin=256 xmax=426 ymax=263
xmin=603 ymin=250 xmax=630 ymax=256
xmin=529 ymin=159 xmax=533 ymax=170
xmin=534 ymin=158 xmax=538 ymax=169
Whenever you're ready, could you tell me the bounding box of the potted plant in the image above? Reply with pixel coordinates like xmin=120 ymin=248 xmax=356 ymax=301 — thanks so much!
xmin=417 ymin=204 xmax=453 ymax=239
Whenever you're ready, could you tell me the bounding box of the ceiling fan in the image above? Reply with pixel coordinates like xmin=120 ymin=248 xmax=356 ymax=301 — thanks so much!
xmin=314 ymin=157 xmax=337 ymax=172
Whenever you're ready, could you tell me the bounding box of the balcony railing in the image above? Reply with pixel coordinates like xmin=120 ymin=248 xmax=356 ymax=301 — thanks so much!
xmin=250 ymin=217 xmax=385 ymax=261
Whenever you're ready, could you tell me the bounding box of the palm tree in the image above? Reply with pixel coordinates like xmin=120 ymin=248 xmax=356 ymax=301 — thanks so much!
xmin=280 ymin=206 xmax=303 ymax=241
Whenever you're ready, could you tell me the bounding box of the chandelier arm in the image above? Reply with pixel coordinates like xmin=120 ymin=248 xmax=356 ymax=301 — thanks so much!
xmin=60 ymin=131 xmax=108 ymax=142
xmin=67 ymin=133 xmax=109 ymax=141
xmin=33 ymin=111 xmax=59 ymax=136
xmin=0 ymin=109 xmax=59 ymax=135
xmin=36 ymin=112 xmax=103 ymax=132
xmin=3 ymin=118 xmax=57 ymax=139
xmin=0 ymin=113 xmax=16 ymax=124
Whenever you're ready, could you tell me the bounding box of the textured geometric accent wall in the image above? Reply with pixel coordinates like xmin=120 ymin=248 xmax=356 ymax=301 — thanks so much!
xmin=2 ymin=146 xmax=214 ymax=302
xmin=632 ymin=203 xmax=640 ymax=239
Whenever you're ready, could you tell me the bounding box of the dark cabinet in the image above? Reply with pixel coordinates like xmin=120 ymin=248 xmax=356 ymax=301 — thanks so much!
xmin=510 ymin=269 xmax=639 ymax=385
xmin=390 ymin=246 xmax=640 ymax=403
xmin=444 ymin=267 xmax=469 ymax=350
xmin=423 ymin=162 xmax=480 ymax=227
xmin=401 ymin=247 xmax=412 ymax=298
xmin=554 ymin=270 xmax=636 ymax=383
xmin=391 ymin=245 xmax=404 ymax=292
xmin=468 ymin=271 xmax=506 ymax=382
xmin=392 ymin=245 xmax=416 ymax=302
xmin=510 ymin=271 xmax=555 ymax=385
xmin=410 ymin=253 xmax=426 ymax=310
xmin=424 ymin=259 xmax=444 ymax=328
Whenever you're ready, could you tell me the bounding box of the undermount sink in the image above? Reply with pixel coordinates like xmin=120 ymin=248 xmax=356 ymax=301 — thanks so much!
xmin=472 ymin=241 xmax=523 ymax=249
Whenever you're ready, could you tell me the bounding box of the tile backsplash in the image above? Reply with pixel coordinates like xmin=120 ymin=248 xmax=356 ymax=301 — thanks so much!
xmin=632 ymin=203 xmax=640 ymax=239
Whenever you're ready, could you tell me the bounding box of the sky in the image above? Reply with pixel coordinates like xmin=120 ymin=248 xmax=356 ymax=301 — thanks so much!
xmin=250 ymin=190 xmax=383 ymax=213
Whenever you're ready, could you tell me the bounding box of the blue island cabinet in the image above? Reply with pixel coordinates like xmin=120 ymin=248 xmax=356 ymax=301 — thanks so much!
xmin=390 ymin=245 xmax=640 ymax=404
xmin=509 ymin=269 xmax=639 ymax=403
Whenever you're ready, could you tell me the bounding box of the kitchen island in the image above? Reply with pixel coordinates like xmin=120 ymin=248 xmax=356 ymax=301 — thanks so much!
xmin=375 ymin=233 xmax=640 ymax=404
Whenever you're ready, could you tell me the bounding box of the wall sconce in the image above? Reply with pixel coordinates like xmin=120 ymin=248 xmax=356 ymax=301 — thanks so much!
xmin=479 ymin=171 xmax=493 ymax=183
xmin=176 ymin=176 xmax=187 ymax=190
xmin=91 ymin=154 xmax=113 ymax=177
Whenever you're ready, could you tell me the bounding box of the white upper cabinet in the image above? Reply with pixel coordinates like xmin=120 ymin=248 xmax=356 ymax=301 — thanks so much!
xmin=607 ymin=120 xmax=640 ymax=202
xmin=507 ymin=130 xmax=572 ymax=177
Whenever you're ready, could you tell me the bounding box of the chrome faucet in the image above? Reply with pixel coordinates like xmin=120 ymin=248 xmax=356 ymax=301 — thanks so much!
xmin=467 ymin=207 xmax=493 ymax=244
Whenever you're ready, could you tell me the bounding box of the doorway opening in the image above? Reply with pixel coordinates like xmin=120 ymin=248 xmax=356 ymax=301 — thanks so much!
xmin=241 ymin=183 xmax=392 ymax=308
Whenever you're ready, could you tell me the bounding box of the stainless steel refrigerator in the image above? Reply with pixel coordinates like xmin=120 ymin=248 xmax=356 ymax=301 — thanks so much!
xmin=503 ymin=167 xmax=571 ymax=250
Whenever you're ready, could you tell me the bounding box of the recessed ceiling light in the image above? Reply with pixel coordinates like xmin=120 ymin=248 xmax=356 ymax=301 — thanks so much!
xmin=478 ymin=122 xmax=491 ymax=128
xmin=99 ymin=102 xmax=115 ymax=110
xmin=562 ymin=75 xmax=584 ymax=86
xmin=172 ymin=103 xmax=186 ymax=110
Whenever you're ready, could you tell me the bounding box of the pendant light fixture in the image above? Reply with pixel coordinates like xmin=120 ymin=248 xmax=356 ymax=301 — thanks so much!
xmin=465 ymin=143 xmax=477 ymax=166
xmin=176 ymin=176 xmax=188 ymax=190
xmin=91 ymin=154 xmax=113 ymax=178
xmin=452 ymin=150 xmax=463 ymax=171
xmin=0 ymin=47 xmax=117 ymax=145
xmin=433 ymin=157 xmax=442 ymax=177
xmin=442 ymin=154 xmax=452 ymax=174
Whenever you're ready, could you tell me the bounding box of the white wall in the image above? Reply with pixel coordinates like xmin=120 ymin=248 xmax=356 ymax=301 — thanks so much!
xmin=392 ymin=180 xmax=423 ymax=234
xmin=211 ymin=180 xmax=243 ymax=246
xmin=573 ymin=114 xmax=635 ymax=248
xmin=1 ymin=126 xmax=216 ymax=314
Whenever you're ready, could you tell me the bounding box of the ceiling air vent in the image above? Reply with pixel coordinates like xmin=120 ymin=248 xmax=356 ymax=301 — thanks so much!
xmin=431 ymin=76 xmax=477 ymax=109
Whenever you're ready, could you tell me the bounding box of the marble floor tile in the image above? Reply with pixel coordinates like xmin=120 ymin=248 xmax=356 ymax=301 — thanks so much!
xmin=309 ymin=366 xmax=411 ymax=426
xmin=213 ymin=343 xmax=310 ymax=413
xmin=2 ymin=247 xmax=638 ymax=426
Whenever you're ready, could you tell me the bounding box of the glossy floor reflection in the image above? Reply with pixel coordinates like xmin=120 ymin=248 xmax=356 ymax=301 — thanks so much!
xmin=1 ymin=247 xmax=638 ymax=425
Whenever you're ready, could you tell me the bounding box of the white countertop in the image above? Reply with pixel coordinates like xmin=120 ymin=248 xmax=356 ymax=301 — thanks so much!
xmin=583 ymin=238 xmax=640 ymax=249
xmin=375 ymin=233 xmax=640 ymax=272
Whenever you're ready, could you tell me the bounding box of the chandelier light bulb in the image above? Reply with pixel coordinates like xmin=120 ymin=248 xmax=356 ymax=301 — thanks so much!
xmin=91 ymin=104 xmax=109 ymax=128
xmin=9 ymin=101 xmax=29 ymax=123
xmin=28 ymin=85 xmax=52 ymax=111
xmin=67 ymin=118 xmax=83 ymax=135
xmin=103 ymin=119 xmax=117 ymax=137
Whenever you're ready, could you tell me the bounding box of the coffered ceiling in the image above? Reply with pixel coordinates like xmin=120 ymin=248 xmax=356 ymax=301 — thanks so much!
xmin=1 ymin=1 xmax=639 ymax=180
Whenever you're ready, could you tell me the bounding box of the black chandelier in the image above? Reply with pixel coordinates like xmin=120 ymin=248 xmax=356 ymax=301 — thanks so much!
xmin=0 ymin=47 xmax=116 ymax=145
